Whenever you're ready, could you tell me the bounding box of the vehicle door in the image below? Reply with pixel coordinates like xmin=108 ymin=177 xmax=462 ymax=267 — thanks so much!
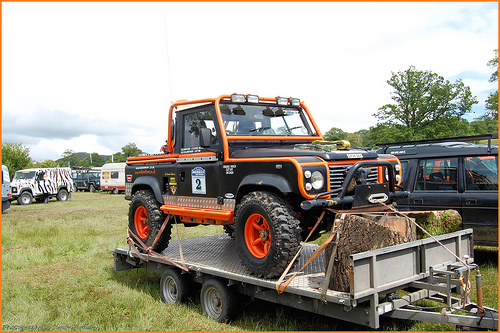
xmin=408 ymin=157 xmax=461 ymax=213
xmin=461 ymin=155 xmax=498 ymax=244
xmin=174 ymin=105 xmax=223 ymax=206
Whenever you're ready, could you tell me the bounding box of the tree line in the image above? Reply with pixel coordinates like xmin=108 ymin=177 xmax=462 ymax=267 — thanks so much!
xmin=1 ymin=142 xmax=142 ymax=179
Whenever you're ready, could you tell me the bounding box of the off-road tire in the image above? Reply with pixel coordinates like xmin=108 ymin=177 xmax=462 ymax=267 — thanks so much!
xmin=223 ymin=224 xmax=236 ymax=238
xmin=89 ymin=184 xmax=96 ymax=192
xmin=128 ymin=190 xmax=172 ymax=252
xmin=234 ymin=191 xmax=301 ymax=279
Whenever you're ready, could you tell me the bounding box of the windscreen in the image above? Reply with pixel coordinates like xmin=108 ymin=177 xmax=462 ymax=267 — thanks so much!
xmin=219 ymin=103 xmax=316 ymax=137
xmin=13 ymin=171 xmax=36 ymax=180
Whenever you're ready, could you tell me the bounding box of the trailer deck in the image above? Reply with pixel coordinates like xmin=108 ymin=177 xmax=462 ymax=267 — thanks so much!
xmin=113 ymin=229 xmax=497 ymax=329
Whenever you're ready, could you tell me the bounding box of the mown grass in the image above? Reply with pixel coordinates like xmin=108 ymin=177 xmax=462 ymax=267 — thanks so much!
xmin=2 ymin=192 xmax=498 ymax=331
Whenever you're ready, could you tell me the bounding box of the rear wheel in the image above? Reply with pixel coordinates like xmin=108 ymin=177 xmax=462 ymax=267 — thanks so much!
xmin=234 ymin=191 xmax=301 ymax=278
xmin=200 ymin=278 xmax=236 ymax=323
xmin=57 ymin=189 xmax=69 ymax=201
xmin=89 ymin=184 xmax=96 ymax=192
xmin=128 ymin=190 xmax=172 ymax=252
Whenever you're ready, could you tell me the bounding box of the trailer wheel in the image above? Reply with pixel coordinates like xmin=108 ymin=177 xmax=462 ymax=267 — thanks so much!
xmin=160 ymin=269 xmax=191 ymax=304
xmin=18 ymin=191 xmax=33 ymax=205
xmin=234 ymin=191 xmax=301 ymax=278
xmin=57 ymin=189 xmax=69 ymax=201
xmin=128 ymin=190 xmax=172 ymax=252
xmin=200 ymin=278 xmax=236 ymax=323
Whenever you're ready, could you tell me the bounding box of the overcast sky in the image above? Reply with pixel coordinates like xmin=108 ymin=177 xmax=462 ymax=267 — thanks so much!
xmin=2 ymin=2 xmax=498 ymax=162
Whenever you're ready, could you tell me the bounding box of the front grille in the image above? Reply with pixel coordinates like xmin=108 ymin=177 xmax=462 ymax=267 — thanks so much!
xmin=329 ymin=164 xmax=379 ymax=192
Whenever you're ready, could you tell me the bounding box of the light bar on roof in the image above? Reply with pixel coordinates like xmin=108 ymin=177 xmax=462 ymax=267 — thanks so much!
xmin=246 ymin=95 xmax=259 ymax=103
xmin=276 ymin=97 xmax=289 ymax=106
xmin=231 ymin=94 xmax=246 ymax=103
xmin=290 ymin=98 xmax=300 ymax=106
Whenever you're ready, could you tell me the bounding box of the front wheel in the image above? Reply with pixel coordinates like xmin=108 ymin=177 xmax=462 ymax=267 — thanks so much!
xmin=128 ymin=190 xmax=172 ymax=252
xmin=234 ymin=191 xmax=301 ymax=278
xmin=18 ymin=191 xmax=33 ymax=205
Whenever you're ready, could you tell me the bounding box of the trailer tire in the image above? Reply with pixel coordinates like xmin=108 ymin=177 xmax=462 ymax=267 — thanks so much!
xmin=234 ymin=191 xmax=301 ymax=278
xmin=18 ymin=191 xmax=33 ymax=205
xmin=57 ymin=189 xmax=69 ymax=201
xmin=128 ymin=190 xmax=172 ymax=252
xmin=200 ymin=278 xmax=236 ymax=323
xmin=160 ymin=269 xmax=191 ymax=304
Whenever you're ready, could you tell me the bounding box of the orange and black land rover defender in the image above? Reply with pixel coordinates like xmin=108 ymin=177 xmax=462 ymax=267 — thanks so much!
xmin=125 ymin=94 xmax=405 ymax=278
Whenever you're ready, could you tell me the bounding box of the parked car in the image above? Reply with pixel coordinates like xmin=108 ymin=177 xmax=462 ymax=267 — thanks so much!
xmin=2 ymin=165 xmax=12 ymax=212
xmin=377 ymin=134 xmax=498 ymax=246
xmin=11 ymin=167 xmax=75 ymax=205
xmin=72 ymin=168 xmax=101 ymax=192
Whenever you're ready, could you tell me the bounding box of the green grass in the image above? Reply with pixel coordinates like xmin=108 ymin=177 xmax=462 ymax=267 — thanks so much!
xmin=2 ymin=192 xmax=498 ymax=331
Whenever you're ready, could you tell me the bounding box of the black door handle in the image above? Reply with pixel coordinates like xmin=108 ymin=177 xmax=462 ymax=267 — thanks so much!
xmin=466 ymin=199 xmax=477 ymax=206
xmin=413 ymin=199 xmax=423 ymax=205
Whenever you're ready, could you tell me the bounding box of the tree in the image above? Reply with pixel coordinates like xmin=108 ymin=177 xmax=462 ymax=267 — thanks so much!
xmin=121 ymin=142 xmax=142 ymax=158
xmin=2 ymin=143 xmax=33 ymax=178
xmin=485 ymin=49 xmax=498 ymax=119
xmin=374 ymin=66 xmax=478 ymax=140
xmin=81 ymin=153 xmax=106 ymax=167
xmin=323 ymin=127 xmax=347 ymax=141
xmin=58 ymin=150 xmax=80 ymax=168
xmin=32 ymin=160 xmax=57 ymax=168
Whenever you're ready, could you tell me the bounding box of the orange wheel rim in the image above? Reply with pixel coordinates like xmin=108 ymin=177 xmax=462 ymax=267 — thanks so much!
xmin=134 ymin=206 xmax=149 ymax=239
xmin=244 ymin=213 xmax=271 ymax=259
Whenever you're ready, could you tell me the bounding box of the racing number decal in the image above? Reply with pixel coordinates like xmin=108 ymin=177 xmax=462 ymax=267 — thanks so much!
xmin=191 ymin=167 xmax=206 ymax=194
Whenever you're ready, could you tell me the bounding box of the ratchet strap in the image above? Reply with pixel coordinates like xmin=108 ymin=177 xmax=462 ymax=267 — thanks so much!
xmin=127 ymin=214 xmax=188 ymax=272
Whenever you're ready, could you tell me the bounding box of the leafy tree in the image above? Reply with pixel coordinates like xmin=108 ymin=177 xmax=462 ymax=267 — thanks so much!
xmin=32 ymin=160 xmax=57 ymax=168
xmin=374 ymin=66 xmax=478 ymax=141
xmin=121 ymin=142 xmax=142 ymax=158
xmin=485 ymin=49 xmax=498 ymax=119
xmin=2 ymin=143 xmax=33 ymax=178
xmin=58 ymin=149 xmax=80 ymax=167
xmin=81 ymin=153 xmax=106 ymax=167
xmin=323 ymin=127 xmax=347 ymax=141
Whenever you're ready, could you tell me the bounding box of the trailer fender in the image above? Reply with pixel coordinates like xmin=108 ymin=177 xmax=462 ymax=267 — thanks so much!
xmin=131 ymin=176 xmax=163 ymax=203
xmin=238 ymin=173 xmax=293 ymax=195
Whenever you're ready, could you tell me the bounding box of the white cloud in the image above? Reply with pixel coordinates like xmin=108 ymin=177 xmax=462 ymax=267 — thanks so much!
xmin=2 ymin=2 xmax=498 ymax=161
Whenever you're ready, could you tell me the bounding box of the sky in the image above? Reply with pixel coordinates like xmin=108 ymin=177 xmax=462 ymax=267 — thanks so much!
xmin=2 ymin=2 xmax=498 ymax=162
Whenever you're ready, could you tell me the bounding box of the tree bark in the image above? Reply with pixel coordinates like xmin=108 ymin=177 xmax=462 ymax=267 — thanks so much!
xmin=324 ymin=213 xmax=417 ymax=292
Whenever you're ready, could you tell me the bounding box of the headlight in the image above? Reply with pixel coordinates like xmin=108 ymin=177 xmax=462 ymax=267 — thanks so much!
xmin=311 ymin=171 xmax=324 ymax=190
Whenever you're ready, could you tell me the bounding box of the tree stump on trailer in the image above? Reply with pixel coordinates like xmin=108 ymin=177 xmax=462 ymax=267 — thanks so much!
xmin=324 ymin=213 xmax=417 ymax=292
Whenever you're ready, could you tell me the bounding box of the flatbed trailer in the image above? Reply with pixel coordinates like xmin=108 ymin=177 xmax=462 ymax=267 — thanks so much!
xmin=113 ymin=229 xmax=497 ymax=330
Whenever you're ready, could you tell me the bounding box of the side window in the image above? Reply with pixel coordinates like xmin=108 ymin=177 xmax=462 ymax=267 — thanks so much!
xmin=415 ymin=158 xmax=458 ymax=191
xmin=182 ymin=109 xmax=218 ymax=150
xmin=464 ymin=155 xmax=498 ymax=191
xmin=111 ymin=172 xmax=119 ymax=179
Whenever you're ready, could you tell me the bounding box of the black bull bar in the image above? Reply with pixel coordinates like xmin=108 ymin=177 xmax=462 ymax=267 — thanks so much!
xmin=301 ymin=160 xmax=408 ymax=210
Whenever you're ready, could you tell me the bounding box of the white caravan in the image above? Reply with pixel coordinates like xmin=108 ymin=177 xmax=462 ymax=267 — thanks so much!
xmin=100 ymin=163 xmax=126 ymax=194
xmin=11 ymin=167 xmax=74 ymax=205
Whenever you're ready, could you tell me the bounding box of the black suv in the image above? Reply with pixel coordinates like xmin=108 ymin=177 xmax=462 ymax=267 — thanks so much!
xmin=377 ymin=134 xmax=498 ymax=246
xmin=73 ymin=170 xmax=101 ymax=192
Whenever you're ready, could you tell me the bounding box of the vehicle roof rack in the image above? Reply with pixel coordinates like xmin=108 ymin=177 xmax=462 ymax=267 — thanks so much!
xmin=377 ymin=134 xmax=498 ymax=153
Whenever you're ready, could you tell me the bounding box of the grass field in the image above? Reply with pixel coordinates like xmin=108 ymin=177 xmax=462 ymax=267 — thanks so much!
xmin=2 ymin=192 xmax=498 ymax=331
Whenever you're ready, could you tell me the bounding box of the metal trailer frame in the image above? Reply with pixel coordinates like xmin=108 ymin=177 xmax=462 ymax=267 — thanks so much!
xmin=113 ymin=229 xmax=497 ymax=330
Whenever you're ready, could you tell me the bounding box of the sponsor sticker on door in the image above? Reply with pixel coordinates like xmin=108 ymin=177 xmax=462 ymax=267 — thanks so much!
xmin=191 ymin=167 xmax=206 ymax=194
